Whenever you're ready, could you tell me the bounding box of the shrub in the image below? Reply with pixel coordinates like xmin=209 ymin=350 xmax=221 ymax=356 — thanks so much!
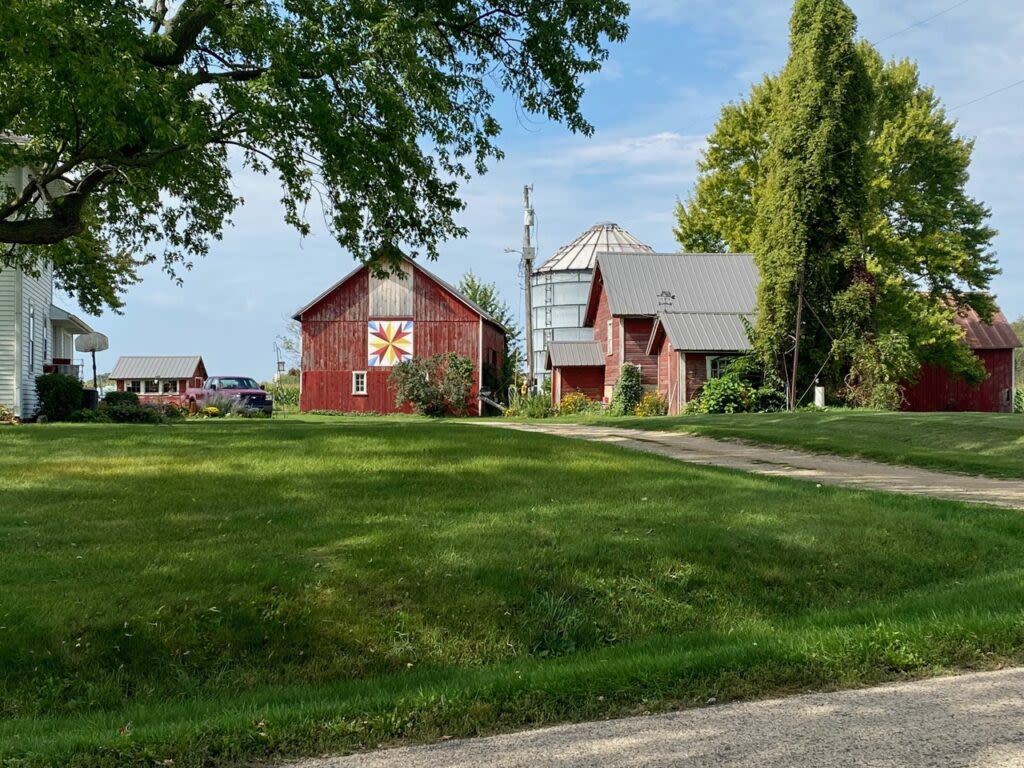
xmin=1016 ymin=388 xmax=1024 ymax=414
xmin=609 ymin=363 xmax=643 ymax=416
xmin=263 ymin=381 xmax=299 ymax=408
xmin=103 ymin=391 xmax=139 ymax=407
xmin=505 ymin=393 xmax=554 ymax=418
xmin=389 ymin=353 xmax=475 ymax=417
xmin=633 ymin=391 xmax=668 ymax=417
xmin=104 ymin=404 xmax=163 ymax=424
xmin=1 ymin=403 xmax=18 ymax=424
xmin=35 ymin=373 xmax=84 ymax=421
xmin=68 ymin=409 xmax=112 ymax=423
xmin=696 ymin=375 xmax=755 ymax=414
xmin=558 ymin=392 xmax=600 ymax=416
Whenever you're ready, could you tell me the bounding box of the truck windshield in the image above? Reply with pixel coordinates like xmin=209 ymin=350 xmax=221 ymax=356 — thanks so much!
xmin=217 ymin=378 xmax=259 ymax=389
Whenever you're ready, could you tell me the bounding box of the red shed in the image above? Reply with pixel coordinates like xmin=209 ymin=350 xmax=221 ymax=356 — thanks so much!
xmin=293 ymin=258 xmax=506 ymax=415
xmin=109 ymin=355 xmax=207 ymax=403
xmin=902 ymin=307 xmax=1021 ymax=413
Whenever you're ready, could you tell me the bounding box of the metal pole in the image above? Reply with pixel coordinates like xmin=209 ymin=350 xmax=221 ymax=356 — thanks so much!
xmin=91 ymin=349 xmax=98 ymax=389
xmin=790 ymin=266 xmax=805 ymax=411
xmin=522 ymin=185 xmax=535 ymax=392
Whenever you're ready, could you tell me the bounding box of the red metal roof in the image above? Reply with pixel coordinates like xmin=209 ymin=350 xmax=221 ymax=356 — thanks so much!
xmin=955 ymin=308 xmax=1021 ymax=350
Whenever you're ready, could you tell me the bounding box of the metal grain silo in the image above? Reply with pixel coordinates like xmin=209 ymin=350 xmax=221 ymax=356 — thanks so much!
xmin=530 ymin=222 xmax=653 ymax=382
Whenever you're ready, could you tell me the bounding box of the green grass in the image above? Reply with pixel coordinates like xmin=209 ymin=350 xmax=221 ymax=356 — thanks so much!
xmin=1 ymin=417 xmax=1023 ymax=767
xmin=562 ymin=411 xmax=1024 ymax=479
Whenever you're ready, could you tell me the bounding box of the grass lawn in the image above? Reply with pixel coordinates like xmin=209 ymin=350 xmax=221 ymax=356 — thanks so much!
xmin=2 ymin=417 xmax=1023 ymax=767
xmin=566 ymin=411 xmax=1024 ymax=479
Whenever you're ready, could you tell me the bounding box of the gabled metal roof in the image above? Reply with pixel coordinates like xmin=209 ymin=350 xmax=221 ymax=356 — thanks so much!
xmin=545 ymin=341 xmax=605 ymax=370
xmin=955 ymin=308 xmax=1021 ymax=350
xmin=535 ymin=222 xmax=653 ymax=273
xmin=110 ymin=356 xmax=204 ymax=380
xmin=586 ymin=252 xmax=758 ymax=324
xmin=647 ymin=313 xmax=754 ymax=354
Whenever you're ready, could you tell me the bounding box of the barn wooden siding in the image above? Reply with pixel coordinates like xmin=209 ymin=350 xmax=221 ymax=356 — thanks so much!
xmin=299 ymin=264 xmax=504 ymax=415
xmin=554 ymin=367 xmax=605 ymax=402
xmin=902 ymin=349 xmax=1015 ymax=413
xmin=622 ymin=318 xmax=658 ymax=387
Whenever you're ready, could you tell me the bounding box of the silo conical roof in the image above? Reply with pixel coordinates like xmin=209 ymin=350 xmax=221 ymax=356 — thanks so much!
xmin=535 ymin=222 xmax=654 ymax=273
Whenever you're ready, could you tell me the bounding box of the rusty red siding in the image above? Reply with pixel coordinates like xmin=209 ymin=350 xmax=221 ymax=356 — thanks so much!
xmin=590 ymin=275 xmax=618 ymax=396
xmin=622 ymin=318 xmax=658 ymax=387
xmin=683 ymin=352 xmax=708 ymax=404
xmin=902 ymin=349 xmax=1015 ymax=413
xmin=298 ymin=264 xmax=503 ymax=415
xmin=555 ymin=367 xmax=605 ymax=402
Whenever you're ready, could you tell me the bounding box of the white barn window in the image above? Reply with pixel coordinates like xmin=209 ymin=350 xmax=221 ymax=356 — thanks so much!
xmin=352 ymin=371 xmax=367 ymax=395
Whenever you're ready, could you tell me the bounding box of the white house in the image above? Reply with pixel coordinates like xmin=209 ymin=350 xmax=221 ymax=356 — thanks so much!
xmin=1 ymin=166 xmax=95 ymax=418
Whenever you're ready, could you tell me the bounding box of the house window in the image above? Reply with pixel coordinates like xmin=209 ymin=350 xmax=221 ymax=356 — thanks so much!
xmin=162 ymin=380 xmax=179 ymax=395
xmin=352 ymin=371 xmax=367 ymax=395
xmin=606 ymin=320 xmax=613 ymax=356
xmin=28 ymin=305 xmax=35 ymax=370
xmin=144 ymin=379 xmax=160 ymax=394
xmin=707 ymin=356 xmax=739 ymax=381
xmin=127 ymin=380 xmax=142 ymax=393
xmin=194 ymin=377 xmax=203 ymax=387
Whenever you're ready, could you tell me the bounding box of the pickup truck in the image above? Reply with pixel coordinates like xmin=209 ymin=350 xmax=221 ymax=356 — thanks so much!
xmin=183 ymin=376 xmax=273 ymax=415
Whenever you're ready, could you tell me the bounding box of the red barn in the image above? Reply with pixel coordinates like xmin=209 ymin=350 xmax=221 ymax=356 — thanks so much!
xmin=293 ymin=258 xmax=506 ymax=415
xmin=548 ymin=252 xmax=757 ymax=414
xmin=902 ymin=307 xmax=1021 ymax=413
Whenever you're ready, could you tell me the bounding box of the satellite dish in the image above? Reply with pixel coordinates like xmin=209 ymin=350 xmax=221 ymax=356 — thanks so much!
xmin=75 ymin=332 xmax=109 ymax=353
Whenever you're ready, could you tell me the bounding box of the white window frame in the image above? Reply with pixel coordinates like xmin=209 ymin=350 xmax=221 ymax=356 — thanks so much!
xmin=28 ymin=305 xmax=36 ymax=371
xmin=606 ymin=320 xmax=613 ymax=356
xmin=352 ymin=370 xmax=368 ymax=395
xmin=161 ymin=380 xmax=179 ymax=395
xmin=126 ymin=380 xmax=142 ymax=394
xmin=706 ymin=355 xmax=738 ymax=381
xmin=144 ymin=379 xmax=161 ymax=394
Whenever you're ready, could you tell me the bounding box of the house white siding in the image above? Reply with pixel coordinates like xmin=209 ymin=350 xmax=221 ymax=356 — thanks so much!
xmin=19 ymin=262 xmax=54 ymax=417
xmin=1 ymin=167 xmax=56 ymax=417
xmin=0 ymin=168 xmax=23 ymax=413
xmin=0 ymin=266 xmax=17 ymax=412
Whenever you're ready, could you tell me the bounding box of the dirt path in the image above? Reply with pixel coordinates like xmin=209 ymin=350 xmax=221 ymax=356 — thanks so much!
xmin=482 ymin=423 xmax=1024 ymax=510
xmin=290 ymin=668 xmax=1024 ymax=767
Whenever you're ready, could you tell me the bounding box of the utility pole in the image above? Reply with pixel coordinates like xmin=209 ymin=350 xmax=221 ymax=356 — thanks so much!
xmin=790 ymin=265 xmax=806 ymax=411
xmin=521 ymin=185 xmax=536 ymax=392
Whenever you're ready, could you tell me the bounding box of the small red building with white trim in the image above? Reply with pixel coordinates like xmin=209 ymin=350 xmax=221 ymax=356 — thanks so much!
xmin=293 ymin=257 xmax=506 ymax=415
xmin=109 ymin=355 xmax=207 ymax=403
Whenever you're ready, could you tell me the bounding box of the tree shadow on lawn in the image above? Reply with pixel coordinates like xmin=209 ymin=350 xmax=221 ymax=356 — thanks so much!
xmin=1 ymin=419 xmax=1023 ymax=719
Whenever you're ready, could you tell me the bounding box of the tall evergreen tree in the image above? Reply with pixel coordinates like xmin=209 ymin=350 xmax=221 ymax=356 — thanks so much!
xmin=752 ymin=0 xmax=873 ymax=405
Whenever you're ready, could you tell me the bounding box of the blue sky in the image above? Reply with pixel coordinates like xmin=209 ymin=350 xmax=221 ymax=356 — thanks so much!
xmin=76 ymin=0 xmax=1023 ymax=379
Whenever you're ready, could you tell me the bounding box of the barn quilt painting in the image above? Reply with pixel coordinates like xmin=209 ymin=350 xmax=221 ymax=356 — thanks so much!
xmin=368 ymin=320 xmax=414 ymax=367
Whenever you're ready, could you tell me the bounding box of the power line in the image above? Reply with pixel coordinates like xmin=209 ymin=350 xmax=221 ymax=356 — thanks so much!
xmin=875 ymin=0 xmax=971 ymax=45
xmin=677 ymin=0 xmax=974 ymax=139
xmin=950 ymin=78 xmax=1024 ymax=111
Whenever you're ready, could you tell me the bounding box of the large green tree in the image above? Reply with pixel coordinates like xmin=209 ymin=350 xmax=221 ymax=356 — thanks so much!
xmin=748 ymin=0 xmax=873 ymax=406
xmin=0 ymin=0 xmax=629 ymax=313
xmin=676 ymin=22 xmax=999 ymax=402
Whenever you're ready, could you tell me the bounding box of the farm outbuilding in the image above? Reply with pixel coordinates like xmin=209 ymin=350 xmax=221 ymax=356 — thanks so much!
xmin=293 ymin=257 xmax=506 ymax=415
xmin=547 ymin=251 xmax=758 ymax=414
xmin=110 ymin=356 xmax=207 ymax=402
xmin=902 ymin=307 xmax=1020 ymax=413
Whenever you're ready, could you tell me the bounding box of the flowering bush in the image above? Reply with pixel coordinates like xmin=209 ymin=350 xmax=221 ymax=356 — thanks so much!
xmin=558 ymin=392 xmax=600 ymax=415
xmin=202 ymin=406 xmax=222 ymax=418
xmin=0 ymin=403 xmax=17 ymax=424
xmin=633 ymin=391 xmax=668 ymax=417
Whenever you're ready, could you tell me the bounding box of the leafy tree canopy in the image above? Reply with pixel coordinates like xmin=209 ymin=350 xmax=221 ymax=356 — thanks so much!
xmin=0 ymin=0 xmax=629 ymax=313
xmin=676 ymin=14 xmax=999 ymax=394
